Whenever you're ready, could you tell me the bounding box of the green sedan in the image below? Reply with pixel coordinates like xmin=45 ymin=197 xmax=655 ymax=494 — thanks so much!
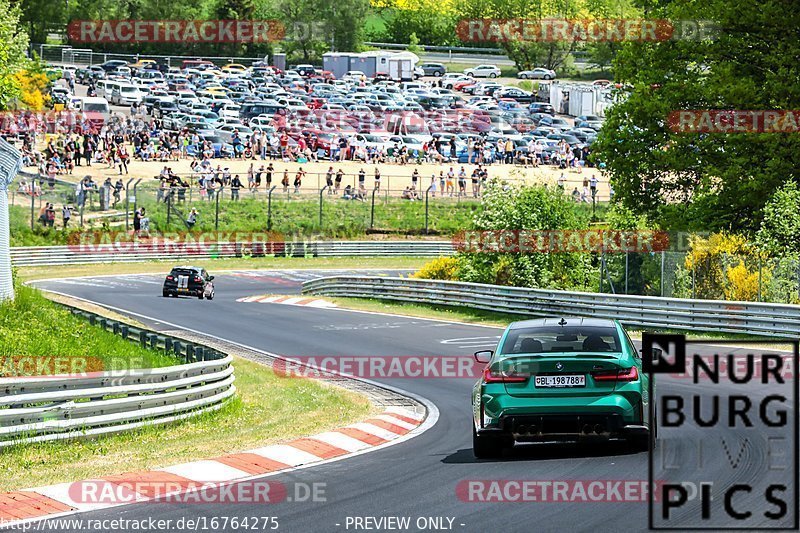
xmin=471 ymin=317 xmax=655 ymax=458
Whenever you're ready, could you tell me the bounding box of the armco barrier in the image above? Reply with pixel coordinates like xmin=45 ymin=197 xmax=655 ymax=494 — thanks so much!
xmin=0 ymin=307 xmax=235 ymax=448
xmin=9 ymin=241 xmax=455 ymax=267
xmin=302 ymin=276 xmax=800 ymax=338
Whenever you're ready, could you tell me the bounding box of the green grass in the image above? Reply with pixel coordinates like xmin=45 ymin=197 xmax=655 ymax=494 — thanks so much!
xmin=139 ymin=195 xmax=481 ymax=237
xmin=0 ymin=356 xmax=373 ymax=492
xmin=0 ymin=283 xmax=178 ymax=375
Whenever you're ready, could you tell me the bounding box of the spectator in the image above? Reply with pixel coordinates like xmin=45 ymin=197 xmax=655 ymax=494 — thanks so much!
xmin=281 ymin=169 xmax=290 ymax=193
xmin=61 ymin=205 xmax=71 ymax=228
xmin=294 ymin=168 xmax=305 ymax=194
xmin=231 ymin=174 xmax=242 ymax=200
xmin=186 ymin=208 xmax=198 ymax=229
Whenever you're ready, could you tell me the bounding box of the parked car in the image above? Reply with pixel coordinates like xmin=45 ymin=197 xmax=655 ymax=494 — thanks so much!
xmin=464 ymin=65 xmax=502 ymax=78
xmin=419 ymin=63 xmax=447 ymax=77
xmin=517 ymin=68 xmax=557 ymax=80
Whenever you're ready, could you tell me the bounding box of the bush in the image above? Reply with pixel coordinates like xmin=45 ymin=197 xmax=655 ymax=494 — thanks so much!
xmin=412 ymin=256 xmax=459 ymax=280
xmin=757 ymin=181 xmax=800 ymax=256
xmin=456 ymin=180 xmax=593 ymax=290
xmin=683 ymin=233 xmax=764 ymax=301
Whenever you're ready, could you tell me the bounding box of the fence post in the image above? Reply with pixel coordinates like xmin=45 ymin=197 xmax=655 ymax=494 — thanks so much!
xmin=758 ymin=258 xmax=763 ymax=302
xmin=132 ymin=178 xmax=142 ymax=221
xmin=215 ymin=186 xmax=224 ymax=230
xmin=660 ymin=251 xmax=666 ymax=297
xmin=166 ymin=191 xmax=171 ymax=227
xmin=319 ymin=185 xmax=328 ymax=228
xmin=124 ymin=178 xmax=134 ymax=231
xmin=624 ymin=252 xmax=629 ymax=295
xmin=30 ymin=189 xmax=35 ymax=230
xmin=425 ymin=184 xmax=433 ymax=234
xmin=370 ymin=187 xmax=377 ymax=229
xmin=267 ymin=185 xmax=276 ymax=230
xmin=599 ymin=253 xmax=604 ymax=293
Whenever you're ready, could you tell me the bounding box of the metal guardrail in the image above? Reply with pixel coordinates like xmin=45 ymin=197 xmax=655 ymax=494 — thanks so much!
xmin=0 ymin=307 xmax=235 ymax=448
xmin=10 ymin=241 xmax=455 ymax=267
xmin=302 ymin=276 xmax=800 ymax=338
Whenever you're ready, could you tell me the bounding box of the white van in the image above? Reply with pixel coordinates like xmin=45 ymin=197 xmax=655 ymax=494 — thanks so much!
xmin=101 ymin=80 xmax=122 ymax=100
xmin=76 ymin=97 xmax=111 ymax=121
xmin=110 ymin=83 xmax=144 ymax=105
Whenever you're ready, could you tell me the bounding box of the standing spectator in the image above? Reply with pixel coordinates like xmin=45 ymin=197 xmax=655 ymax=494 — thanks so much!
xmin=294 ymin=168 xmax=305 ymax=194
xmin=358 ymin=168 xmax=366 ymax=190
xmin=374 ymin=167 xmax=381 ymax=191
xmin=334 ymin=168 xmax=343 ymax=194
xmin=265 ymin=163 xmax=274 ymax=189
xmin=61 ymin=205 xmax=71 ymax=228
xmin=429 ymin=174 xmax=437 ymax=197
xmin=471 ymin=168 xmax=480 ymax=198
xmin=457 ymin=166 xmax=467 ymax=197
xmin=247 ymin=163 xmax=255 ymax=191
xmin=281 ymin=169 xmax=290 ymax=193
xmin=231 ymin=174 xmax=242 ymax=200
xmin=133 ymin=208 xmax=142 ymax=236
xmin=326 ymin=166 xmax=334 ymax=193
xmin=589 ymin=175 xmax=598 ymax=199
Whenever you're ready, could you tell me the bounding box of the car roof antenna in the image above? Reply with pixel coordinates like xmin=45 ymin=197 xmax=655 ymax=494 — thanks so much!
xmin=558 ymin=318 xmax=568 ymax=327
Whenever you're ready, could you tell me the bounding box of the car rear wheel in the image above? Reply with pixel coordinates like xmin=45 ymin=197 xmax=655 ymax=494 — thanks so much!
xmin=162 ymin=290 xmax=169 ymax=297
xmin=467 ymin=72 xmax=474 ymax=77
xmin=489 ymin=73 xmax=498 ymax=78
xmin=434 ymin=71 xmax=442 ymax=77
xmin=198 ymin=292 xmax=204 ymax=300
xmin=544 ymin=75 xmax=552 ymax=80
xmin=519 ymin=73 xmax=528 ymax=79
xmin=472 ymin=425 xmax=510 ymax=459
xmin=207 ymin=289 xmax=214 ymax=301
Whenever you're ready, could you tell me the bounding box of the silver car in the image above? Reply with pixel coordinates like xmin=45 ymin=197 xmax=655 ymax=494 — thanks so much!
xmin=517 ymin=68 xmax=557 ymax=80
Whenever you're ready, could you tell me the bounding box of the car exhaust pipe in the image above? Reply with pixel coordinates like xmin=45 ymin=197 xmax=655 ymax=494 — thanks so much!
xmin=594 ymin=424 xmax=604 ymax=434
xmin=582 ymin=424 xmax=591 ymax=435
xmin=529 ymin=425 xmax=537 ymax=434
xmin=518 ymin=425 xmax=528 ymax=434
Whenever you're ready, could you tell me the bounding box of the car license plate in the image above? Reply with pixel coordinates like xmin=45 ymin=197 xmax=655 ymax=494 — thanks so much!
xmin=534 ymin=375 xmax=585 ymax=388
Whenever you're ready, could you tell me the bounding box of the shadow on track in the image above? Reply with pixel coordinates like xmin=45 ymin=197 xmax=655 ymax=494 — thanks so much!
xmin=442 ymin=440 xmax=642 ymax=464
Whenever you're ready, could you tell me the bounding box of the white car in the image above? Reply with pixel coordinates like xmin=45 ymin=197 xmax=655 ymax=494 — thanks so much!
xmin=517 ymin=68 xmax=557 ymax=80
xmin=464 ymin=65 xmax=501 ymax=78
xmin=441 ymin=74 xmax=471 ymax=89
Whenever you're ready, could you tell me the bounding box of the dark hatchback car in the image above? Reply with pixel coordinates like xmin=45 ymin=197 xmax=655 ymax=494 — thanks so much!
xmin=163 ymin=266 xmax=215 ymax=300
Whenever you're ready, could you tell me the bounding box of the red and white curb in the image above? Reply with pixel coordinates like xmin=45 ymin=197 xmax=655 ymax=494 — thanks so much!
xmin=237 ymin=294 xmax=337 ymax=308
xmin=0 ymin=407 xmax=424 ymax=527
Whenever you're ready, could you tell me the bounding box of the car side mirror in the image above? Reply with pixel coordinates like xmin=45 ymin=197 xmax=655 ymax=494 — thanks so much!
xmin=208 ymin=276 xmax=215 ymax=281
xmin=474 ymin=350 xmax=493 ymax=364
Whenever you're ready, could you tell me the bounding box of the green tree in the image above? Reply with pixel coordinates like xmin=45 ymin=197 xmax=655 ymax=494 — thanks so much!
xmin=593 ymin=0 xmax=800 ymax=234
xmin=0 ymin=0 xmax=28 ymax=110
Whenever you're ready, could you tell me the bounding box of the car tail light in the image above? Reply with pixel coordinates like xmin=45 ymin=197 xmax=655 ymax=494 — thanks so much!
xmin=194 ymin=276 xmax=202 ymax=282
xmin=592 ymin=366 xmax=639 ymax=382
xmin=483 ymin=366 xmax=530 ymax=383
xmin=166 ymin=275 xmax=174 ymax=281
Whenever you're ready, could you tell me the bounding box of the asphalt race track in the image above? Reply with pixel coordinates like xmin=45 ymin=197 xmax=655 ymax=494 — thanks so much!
xmin=27 ymin=269 xmax=798 ymax=532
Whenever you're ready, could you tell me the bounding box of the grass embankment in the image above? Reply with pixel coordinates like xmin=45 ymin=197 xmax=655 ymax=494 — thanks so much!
xmin=10 ymin=196 xmax=608 ymax=247
xmin=0 ymin=284 xmax=374 ymax=491
xmin=0 ymin=283 xmax=178 ymax=372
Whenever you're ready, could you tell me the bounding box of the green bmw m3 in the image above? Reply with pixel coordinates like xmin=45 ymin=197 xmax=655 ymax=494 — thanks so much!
xmin=471 ymin=317 xmax=655 ymax=458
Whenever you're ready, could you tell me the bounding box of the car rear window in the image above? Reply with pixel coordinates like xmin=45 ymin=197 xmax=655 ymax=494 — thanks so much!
xmin=500 ymin=326 xmax=621 ymax=355
xmin=170 ymin=268 xmax=197 ymax=277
